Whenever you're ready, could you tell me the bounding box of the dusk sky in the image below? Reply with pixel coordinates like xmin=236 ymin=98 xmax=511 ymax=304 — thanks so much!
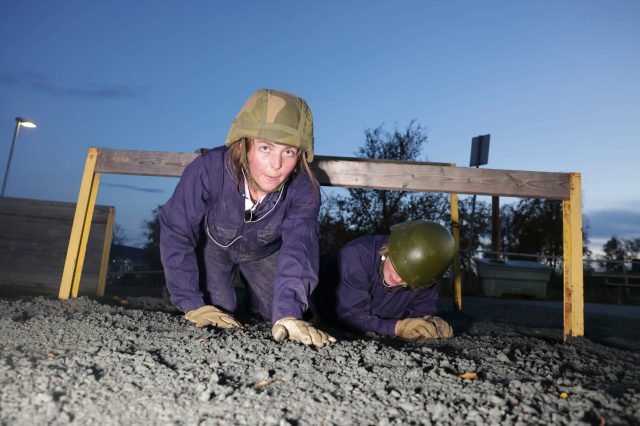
xmin=1 ymin=1 xmax=638 ymax=254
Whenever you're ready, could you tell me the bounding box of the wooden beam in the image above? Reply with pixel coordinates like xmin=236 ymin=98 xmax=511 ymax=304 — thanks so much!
xmin=312 ymin=158 xmax=570 ymax=199
xmin=95 ymin=148 xmax=571 ymax=199
xmin=96 ymin=149 xmax=196 ymax=177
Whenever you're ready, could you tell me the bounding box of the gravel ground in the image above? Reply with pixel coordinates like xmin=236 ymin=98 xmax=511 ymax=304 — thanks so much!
xmin=0 ymin=295 xmax=638 ymax=425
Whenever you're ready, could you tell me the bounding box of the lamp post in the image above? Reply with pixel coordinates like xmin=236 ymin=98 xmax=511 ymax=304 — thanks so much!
xmin=1 ymin=117 xmax=37 ymax=197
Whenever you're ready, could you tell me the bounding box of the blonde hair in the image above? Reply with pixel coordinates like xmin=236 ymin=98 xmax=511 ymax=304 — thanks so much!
xmin=224 ymin=138 xmax=319 ymax=201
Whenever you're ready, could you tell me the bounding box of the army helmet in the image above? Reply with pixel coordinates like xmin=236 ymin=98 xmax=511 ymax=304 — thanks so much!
xmin=387 ymin=220 xmax=456 ymax=289
xmin=225 ymin=88 xmax=315 ymax=162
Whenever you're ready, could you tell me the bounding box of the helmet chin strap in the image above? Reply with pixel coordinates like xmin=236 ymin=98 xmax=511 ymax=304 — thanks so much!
xmin=240 ymin=141 xmax=287 ymax=197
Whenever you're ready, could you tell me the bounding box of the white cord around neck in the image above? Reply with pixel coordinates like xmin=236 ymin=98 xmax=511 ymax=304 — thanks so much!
xmin=204 ymin=177 xmax=285 ymax=248
xmin=205 ymin=214 xmax=243 ymax=248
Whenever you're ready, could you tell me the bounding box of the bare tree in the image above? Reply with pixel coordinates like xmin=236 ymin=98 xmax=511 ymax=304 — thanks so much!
xmin=319 ymin=121 xmax=449 ymax=253
xmin=602 ymin=236 xmax=626 ymax=272
xmin=142 ymin=206 xmax=163 ymax=270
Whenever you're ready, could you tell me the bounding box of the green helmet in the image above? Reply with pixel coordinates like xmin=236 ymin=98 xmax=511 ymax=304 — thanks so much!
xmin=388 ymin=220 xmax=456 ymax=289
xmin=225 ymin=88 xmax=315 ymax=162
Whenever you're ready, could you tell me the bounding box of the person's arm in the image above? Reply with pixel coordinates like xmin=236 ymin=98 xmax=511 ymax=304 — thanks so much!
xmin=271 ymin=177 xmax=320 ymax=322
xmin=404 ymin=284 xmax=440 ymax=318
xmin=335 ymin=247 xmax=397 ymax=337
xmin=160 ymin=155 xmax=211 ymax=313
xmin=405 ymin=285 xmax=454 ymax=338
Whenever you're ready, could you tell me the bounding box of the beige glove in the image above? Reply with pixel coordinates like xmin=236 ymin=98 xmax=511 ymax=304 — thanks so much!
xmin=272 ymin=317 xmax=336 ymax=347
xmin=184 ymin=305 xmax=243 ymax=329
xmin=424 ymin=315 xmax=454 ymax=338
xmin=395 ymin=317 xmax=439 ymax=340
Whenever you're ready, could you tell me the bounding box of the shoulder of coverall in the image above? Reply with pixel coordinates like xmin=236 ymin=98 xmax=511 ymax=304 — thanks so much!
xmin=280 ymin=168 xmax=321 ymax=210
xmin=191 ymin=145 xmax=241 ymax=186
xmin=339 ymin=234 xmax=388 ymax=264
xmin=335 ymin=235 xmax=388 ymax=289
xmin=161 ymin=147 xmax=222 ymax=203
xmin=162 ymin=145 xmax=229 ymax=210
xmin=341 ymin=234 xmax=388 ymax=251
xmin=197 ymin=145 xmax=228 ymax=163
xmin=179 ymin=145 xmax=227 ymax=177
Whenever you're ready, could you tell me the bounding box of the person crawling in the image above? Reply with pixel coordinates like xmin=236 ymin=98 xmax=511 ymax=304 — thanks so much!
xmin=312 ymin=220 xmax=456 ymax=341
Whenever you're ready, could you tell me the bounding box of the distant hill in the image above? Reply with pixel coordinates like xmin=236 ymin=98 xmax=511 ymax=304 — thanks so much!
xmin=110 ymin=244 xmax=147 ymax=264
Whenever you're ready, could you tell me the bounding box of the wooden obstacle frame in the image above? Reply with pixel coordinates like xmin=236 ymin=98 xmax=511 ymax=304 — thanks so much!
xmin=59 ymin=147 xmax=583 ymax=341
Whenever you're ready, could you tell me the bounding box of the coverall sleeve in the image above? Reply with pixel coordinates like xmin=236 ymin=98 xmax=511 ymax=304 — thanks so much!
xmin=335 ymin=250 xmax=397 ymax=337
xmin=404 ymin=285 xmax=440 ymax=318
xmin=159 ymin=156 xmax=211 ymax=313
xmin=271 ymin=179 xmax=320 ymax=323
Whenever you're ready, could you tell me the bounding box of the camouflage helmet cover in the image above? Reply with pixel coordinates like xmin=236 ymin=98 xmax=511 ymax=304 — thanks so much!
xmin=225 ymin=88 xmax=314 ymax=162
xmin=388 ymin=220 xmax=456 ymax=289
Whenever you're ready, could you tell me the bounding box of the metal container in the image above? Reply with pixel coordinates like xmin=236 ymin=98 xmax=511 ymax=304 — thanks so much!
xmin=474 ymin=258 xmax=553 ymax=299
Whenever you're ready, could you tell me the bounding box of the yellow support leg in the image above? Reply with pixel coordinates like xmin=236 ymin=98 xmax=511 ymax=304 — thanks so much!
xmin=71 ymin=172 xmax=102 ymax=298
xmin=450 ymin=192 xmax=462 ymax=311
xmin=97 ymin=206 xmax=115 ymax=297
xmin=562 ymin=172 xmax=584 ymax=341
xmin=59 ymin=148 xmax=99 ymax=300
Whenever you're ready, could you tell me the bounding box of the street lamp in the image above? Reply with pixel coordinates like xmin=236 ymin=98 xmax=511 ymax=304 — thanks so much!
xmin=1 ymin=117 xmax=37 ymax=197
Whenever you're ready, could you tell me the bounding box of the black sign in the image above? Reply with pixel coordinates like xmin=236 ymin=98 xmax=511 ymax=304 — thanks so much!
xmin=470 ymin=134 xmax=490 ymax=167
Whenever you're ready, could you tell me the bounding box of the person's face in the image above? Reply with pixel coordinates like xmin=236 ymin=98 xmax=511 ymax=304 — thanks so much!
xmin=382 ymin=256 xmax=407 ymax=287
xmin=246 ymin=140 xmax=299 ymax=197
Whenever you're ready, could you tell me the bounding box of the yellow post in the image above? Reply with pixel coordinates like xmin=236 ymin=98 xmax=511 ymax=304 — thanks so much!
xmin=71 ymin=172 xmax=101 ymax=297
xmin=450 ymin=192 xmax=462 ymax=311
xmin=97 ymin=206 xmax=115 ymax=297
xmin=59 ymin=148 xmax=99 ymax=300
xmin=562 ymin=172 xmax=584 ymax=341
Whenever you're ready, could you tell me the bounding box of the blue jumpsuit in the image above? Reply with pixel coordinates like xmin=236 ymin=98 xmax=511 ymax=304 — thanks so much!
xmin=159 ymin=146 xmax=320 ymax=323
xmin=314 ymin=235 xmax=440 ymax=337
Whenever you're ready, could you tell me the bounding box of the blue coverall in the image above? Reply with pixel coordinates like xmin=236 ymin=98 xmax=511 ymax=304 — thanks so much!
xmin=314 ymin=235 xmax=440 ymax=337
xmin=159 ymin=146 xmax=320 ymax=323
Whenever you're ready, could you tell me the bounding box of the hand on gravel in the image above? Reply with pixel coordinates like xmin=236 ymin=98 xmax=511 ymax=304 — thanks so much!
xmin=395 ymin=317 xmax=439 ymax=340
xmin=271 ymin=317 xmax=336 ymax=347
xmin=424 ymin=315 xmax=454 ymax=338
xmin=185 ymin=305 xmax=243 ymax=329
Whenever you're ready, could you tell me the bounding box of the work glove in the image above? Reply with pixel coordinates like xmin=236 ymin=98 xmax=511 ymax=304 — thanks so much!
xmin=185 ymin=305 xmax=243 ymax=329
xmin=272 ymin=317 xmax=336 ymax=347
xmin=424 ymin=315 xmax=454 ymax=338
xmin=395 ymin=317 xmax=439 ymax=341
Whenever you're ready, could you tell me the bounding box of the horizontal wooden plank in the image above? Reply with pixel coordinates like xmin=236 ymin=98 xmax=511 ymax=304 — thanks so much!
xmin=0 ymin=197 xmax=109 ymax=295
xmin=96 ymin=149 xmax=197 ymax=177
xmin=0 ymin=197 xmax=111 ymax=221
xmin=0 ymin=272 xmax=99 ymax=295
xmin=0 ymin=280 xmax=61 ymax=296
xmin=94 ymin=148 xmax=572 ymax=199
xmin=311 ymin=158 xmax=570 ymax=199
xmin=0 ymin=218 xmax=105 ymax=235
xmin=0 ymin=228 xmax=106 ymax=255
xmin=0 ymin=270 xmax=102 ymax=286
